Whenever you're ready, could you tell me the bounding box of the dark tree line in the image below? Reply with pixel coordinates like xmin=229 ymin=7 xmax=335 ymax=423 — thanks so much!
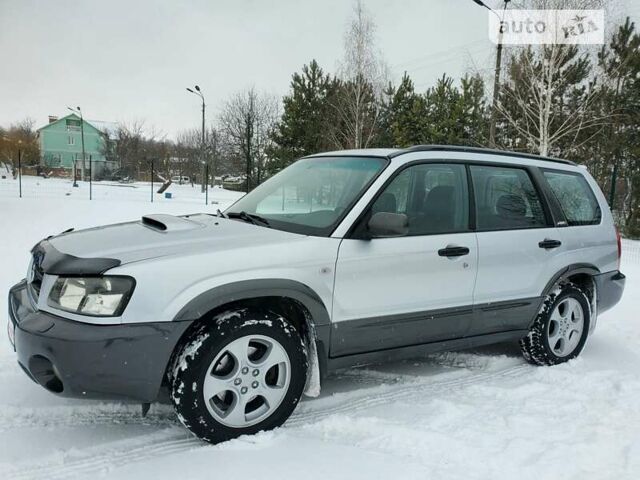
xmin=268 ymin=17 xmax=640 ymax=237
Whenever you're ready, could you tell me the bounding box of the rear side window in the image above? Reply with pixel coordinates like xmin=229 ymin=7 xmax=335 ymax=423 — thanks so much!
xmin=543 ymin=170 xmax=601 ymax=226
xmin=470 ymin=165 xmax=548 ymax=231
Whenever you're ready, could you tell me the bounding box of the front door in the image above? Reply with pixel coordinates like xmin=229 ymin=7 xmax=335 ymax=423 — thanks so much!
xmin=331 ymin=162 xmax=478 ymax=357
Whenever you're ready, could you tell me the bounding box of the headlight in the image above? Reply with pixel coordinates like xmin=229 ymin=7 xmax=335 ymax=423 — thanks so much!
xmin=47 ymin=276 xmax=135 ymax=317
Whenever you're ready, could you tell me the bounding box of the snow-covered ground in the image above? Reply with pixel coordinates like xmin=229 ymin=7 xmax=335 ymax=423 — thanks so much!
xmin=0 ymin=188 xmax=639 ymax=480
xmin=0 ymin=174 xmax=240 ymax=207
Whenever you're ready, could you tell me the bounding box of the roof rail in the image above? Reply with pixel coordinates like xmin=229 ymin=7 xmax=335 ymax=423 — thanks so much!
xmin=388 ymin=145 xmax=576 ymax=166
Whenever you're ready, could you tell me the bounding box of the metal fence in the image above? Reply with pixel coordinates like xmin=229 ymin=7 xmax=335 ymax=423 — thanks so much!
xmin=2 ymin=161 xmax=640 ymax=259
xmin=0 ymin=161 xmax=234 ymax=206
xmin=622 ymin=239 xmax=640 ymax=264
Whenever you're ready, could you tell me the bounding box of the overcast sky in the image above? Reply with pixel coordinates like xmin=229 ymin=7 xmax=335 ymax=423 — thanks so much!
xmin=1 ymin=0 xmax=638 ymax=139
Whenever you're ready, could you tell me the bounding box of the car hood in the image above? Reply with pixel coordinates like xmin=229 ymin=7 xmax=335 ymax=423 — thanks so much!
xmin=47 ymin=213 xmax=301 ymax=267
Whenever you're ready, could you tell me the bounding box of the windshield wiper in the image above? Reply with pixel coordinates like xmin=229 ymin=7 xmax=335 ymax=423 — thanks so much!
xmin=227 ymin=211 xmax=270 ymax=227
xmin=216 ymin=209 xmax=228 ymax=219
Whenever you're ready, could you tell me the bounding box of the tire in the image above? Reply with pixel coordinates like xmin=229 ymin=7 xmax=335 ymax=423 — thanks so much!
xmin=170 ymin=308 xmax=308 ymax=443
xmin=520 ymin=283 xmax=591 ymax=366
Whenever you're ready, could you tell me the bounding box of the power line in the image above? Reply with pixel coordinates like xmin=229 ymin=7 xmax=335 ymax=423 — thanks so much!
xmin=397 ymin=45 xmax=494 ymax=76
xmin=390 ymin=39 xmax=490 ymax=70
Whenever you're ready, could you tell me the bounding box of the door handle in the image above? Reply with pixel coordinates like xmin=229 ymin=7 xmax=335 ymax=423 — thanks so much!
xmin=539 ymin=239 xmax=562 ymax=249
xmin=438 ymin=246 xmax=470 ymax=257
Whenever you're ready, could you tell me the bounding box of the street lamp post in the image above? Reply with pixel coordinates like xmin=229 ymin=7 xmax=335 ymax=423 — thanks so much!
xmin=67 ymin=106 xmax=86 ymax=187
xmin=471 ymin=0 xmax=511 ymax=148
xmin=186 ymin=85 xmax=206 ymax=195
xmin=17 ymin=144 xmax=22 ymax=198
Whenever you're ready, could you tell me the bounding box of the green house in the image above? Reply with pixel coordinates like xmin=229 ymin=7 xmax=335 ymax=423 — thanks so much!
xmin=37 ymin=114 xmax=117 ymax=177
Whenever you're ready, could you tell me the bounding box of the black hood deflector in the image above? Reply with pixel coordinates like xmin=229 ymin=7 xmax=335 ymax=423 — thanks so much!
xmin=31 ymin=240 xmax=121 ymax=276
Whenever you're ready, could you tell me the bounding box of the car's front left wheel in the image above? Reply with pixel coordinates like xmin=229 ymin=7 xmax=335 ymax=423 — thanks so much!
xmin=170 ymin=308 xmax=308 ymax=443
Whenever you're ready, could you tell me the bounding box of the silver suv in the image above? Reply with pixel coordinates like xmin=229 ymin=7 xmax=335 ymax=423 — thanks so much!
xmin=8 ymin=146 xmax=626 ymax=443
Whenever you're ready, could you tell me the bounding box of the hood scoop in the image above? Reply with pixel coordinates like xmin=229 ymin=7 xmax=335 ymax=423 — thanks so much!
xmin=141 ymin=214 xmax=202 ymax=232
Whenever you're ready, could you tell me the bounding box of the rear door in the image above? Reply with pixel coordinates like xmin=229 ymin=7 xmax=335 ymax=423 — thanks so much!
xmin=469 ymin=164 xmax=565 ymax=336
xmin=539 ymin=168 xmax=617 ymax=273
xmin=331 ymin=162 xmax=478 ymax=357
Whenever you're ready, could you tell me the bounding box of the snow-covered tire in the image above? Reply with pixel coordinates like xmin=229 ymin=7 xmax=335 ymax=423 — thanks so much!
xmin=170 ymin=308 xmax=308 ymax=444
xmin=519 ymin=283 xmax=591 ymax=366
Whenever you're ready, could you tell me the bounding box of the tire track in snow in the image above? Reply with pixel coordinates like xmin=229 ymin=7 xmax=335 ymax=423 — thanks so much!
xmin=287 ymin=363 xmax=529 ymax=427
xmin=0 ymin=406 xmax=178 ymax=431
xmin=2 ymin=361 xmax=530 ymax=480
xmin=4 ymin=429 xmax=201 ymax=480
xmin=0 ymin=359 xmax=522 ymax=431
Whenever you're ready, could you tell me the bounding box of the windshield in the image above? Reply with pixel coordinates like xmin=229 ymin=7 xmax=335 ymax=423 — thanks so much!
xmin=225 ymin=156 xmax=388 ymax=236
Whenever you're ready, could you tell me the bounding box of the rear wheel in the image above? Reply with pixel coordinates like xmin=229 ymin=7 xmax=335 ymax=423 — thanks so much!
xmin=520 ymin=284 xmax=591 ymax=366
xmin=170 ymin=308 xmax=308 ymax=443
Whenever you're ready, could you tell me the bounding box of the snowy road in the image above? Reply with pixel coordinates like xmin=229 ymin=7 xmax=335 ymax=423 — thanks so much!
xmin=1 ymin=193 xmax=639 ymax=480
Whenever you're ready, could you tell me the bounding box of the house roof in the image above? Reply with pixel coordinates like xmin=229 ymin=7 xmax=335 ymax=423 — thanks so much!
xmin=38 ymin=113 xmax=118 ymax=139
xmin=86 ymin=119 xmax=118 ymax=139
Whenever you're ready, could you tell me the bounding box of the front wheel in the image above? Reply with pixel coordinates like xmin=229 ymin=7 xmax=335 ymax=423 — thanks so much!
xmin=520 ymin=284 xmax=591 ymax=366
xmin=170 ymin=308 xmax=308 ymax=443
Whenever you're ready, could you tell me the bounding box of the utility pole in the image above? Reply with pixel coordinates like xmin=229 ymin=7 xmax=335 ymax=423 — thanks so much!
xmin=609 ymin=162 xmax=619 ymax=210
xmin=246 ymin=111 xmax=252 ymax=193
xmin=186 ymin=85 xmax=206 ymax=193
xmin=89 ymin=154 xmax=92 ymax=200
xmin=472 ymin=0 xmax=510 ymax=147
xmin=18 ymin=147 xmax=22 ymax=198
xmin=205 ymin=163 xmax=209 ymax=205
xmin=67 ymin=106 xmax=86 ymax=181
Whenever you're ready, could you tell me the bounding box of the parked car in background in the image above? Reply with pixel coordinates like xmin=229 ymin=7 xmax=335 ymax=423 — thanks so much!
xmin=104 ymin=169 xmax=132 ymax=183
xmin=8 ymin=145 xmax=625 ymax=443
xmin=223 ymin=175 xmax=247 ymax=191
xmin=171 ymin=175 xmax=191 ymax=185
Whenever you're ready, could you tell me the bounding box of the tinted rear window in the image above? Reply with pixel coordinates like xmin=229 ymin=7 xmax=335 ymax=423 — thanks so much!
xmin=470 ymin=165 xmax=547 ymax=231
xmin=543 ymin=170 xmax=601 ymax=226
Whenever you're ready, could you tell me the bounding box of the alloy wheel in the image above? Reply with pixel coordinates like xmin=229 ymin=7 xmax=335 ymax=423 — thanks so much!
xmin=547 ymin=297 xmax=585 ymax=357
xmin=202 ymin=334 xmax=291 ymax=428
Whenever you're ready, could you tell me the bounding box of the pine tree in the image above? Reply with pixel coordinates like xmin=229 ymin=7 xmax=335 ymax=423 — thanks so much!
xmin=374 ymin=72 xmax=488 ymax=148
xmin=370 ymin=81 xmax=396 ymax=147
xmin=595 ymin=17 xmax=640 ymax=234
xmin=424 ymin=75 xmax=465 ymax=145
xmin=458 ymin=74 xmax=489 ymax=146
xmin=379 ymin=73 xmax=429 ymax=147
xmin=269 ymin=60 xmax=338 ymax=172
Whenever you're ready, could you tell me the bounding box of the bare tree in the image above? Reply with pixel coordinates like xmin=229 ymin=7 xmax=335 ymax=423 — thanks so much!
xmin=496 ymin=45 xmax=610 ymax=156
xmin=495 ymin=0 xmax=609 ymax=156
xmin=0 ymin=118 xmax=40 ymax=170
xmin=110 ymin=121 xmax=169 ymax=180
xmin=219 ymin=87 xmax=279 ymax=190
xmin=330 ymin=0 xmax=388 ymax=150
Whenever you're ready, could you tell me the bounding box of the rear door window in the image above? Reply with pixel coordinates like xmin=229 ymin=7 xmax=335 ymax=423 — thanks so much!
xmin=542 ymin=170 xmax=601 ymax=226
xmin=470 ymin=165 xmax=548 ymax=231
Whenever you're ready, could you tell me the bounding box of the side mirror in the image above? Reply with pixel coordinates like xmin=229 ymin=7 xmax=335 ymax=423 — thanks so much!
xmin=367 ymin=212 xmax=409 ymax=238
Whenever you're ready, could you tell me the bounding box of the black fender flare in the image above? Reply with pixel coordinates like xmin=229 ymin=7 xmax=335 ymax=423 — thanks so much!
xmin=172 ymin=278 xmax=331 ymax=356
xmin=541 ymin=263 xmax=600 ymax=297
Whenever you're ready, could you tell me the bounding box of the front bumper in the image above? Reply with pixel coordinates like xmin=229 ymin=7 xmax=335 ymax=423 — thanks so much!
xmin=8 ymin=280 xmax=191 ymax=402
